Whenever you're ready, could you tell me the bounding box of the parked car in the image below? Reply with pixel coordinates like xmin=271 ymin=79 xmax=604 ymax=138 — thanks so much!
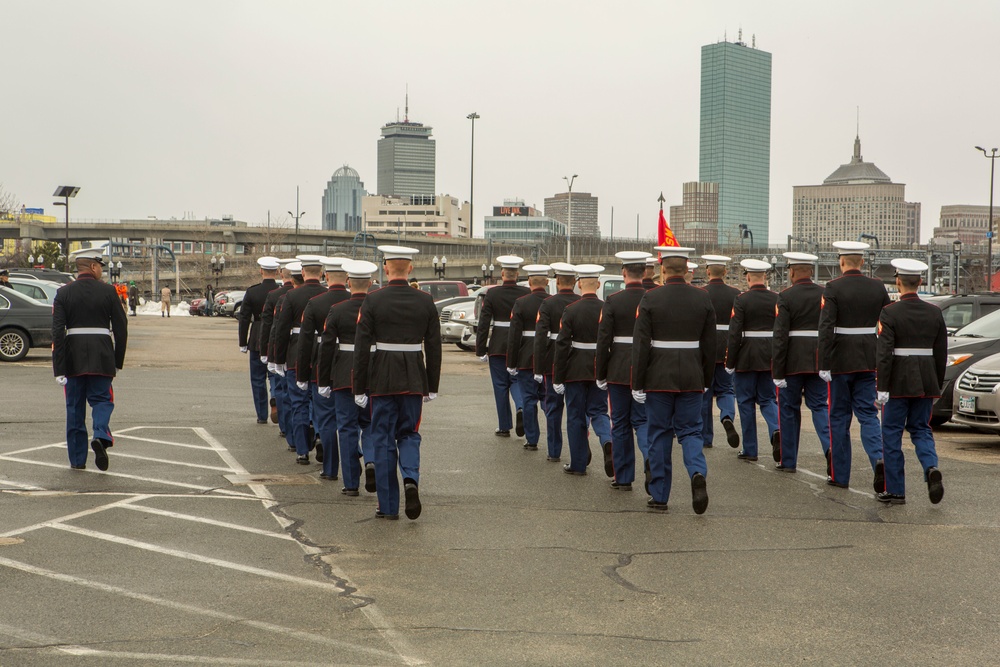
xmin=923 ymin=293 xmax=1000 ymax=334
xmin=418 ymin=281 xmax=470 ymax=302
xmin=951 ymin=351 xmax=1000 ymax=432
xmin=217 ymin=290 xmax=246 ymax=317
xmin=0 ymin=288 xmax=53 ymax=361
xmin=190 ymin=297 xmax=206 ymax=316
xmin=6 ymin=277 xmax=61 ymax=304
xmin=7 ymin=267 xmax=75 ymax=284
xmin=931 ymin=309 xmax=1000 ymax=425
xmin=440 ymin=298 xmax=477 ymax=346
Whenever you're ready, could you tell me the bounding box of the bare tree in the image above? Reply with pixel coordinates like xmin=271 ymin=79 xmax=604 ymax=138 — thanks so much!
xmin=0 ymin=183 xmax=19 ymax=220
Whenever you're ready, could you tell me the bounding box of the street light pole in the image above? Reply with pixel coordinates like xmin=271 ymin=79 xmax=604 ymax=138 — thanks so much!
xmin=563 ymin=174 xmax=577 ymax=262
xmin=52 ymin=186 xmax=80 ymax=271
xmin=288 ymin=185 xmax=305 ymax=254
xmin=976 ymin=146 xmax=998 ymax=289
xmin=467 ymin=112 xmax=479 ymax=239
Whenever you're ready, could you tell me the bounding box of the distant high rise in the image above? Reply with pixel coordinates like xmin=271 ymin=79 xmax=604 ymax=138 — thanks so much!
xmin=699 ymin=34 xmax=772 ymax=245
xmin=321 ymin=165 xmax=367 ymax=232
xmin=544 ymin=192 xmax=599 ymax=237
xmin=377 ymin=103 xmax=435 ymax=197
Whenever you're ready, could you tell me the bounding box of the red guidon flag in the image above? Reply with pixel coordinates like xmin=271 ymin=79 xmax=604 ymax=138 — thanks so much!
xmin=658 ymin=208 xmax=679 ymax=247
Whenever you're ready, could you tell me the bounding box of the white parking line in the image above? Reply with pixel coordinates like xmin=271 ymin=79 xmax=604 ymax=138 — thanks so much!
xmin=114 ymin=434 xmax=216 ymax=450
xmin=58 ymin=649 xmax=359 ymax=666
xmin=111 ymin=452 xmax=236 ymax=472
xmin=796 ymin=467 xmax=876 ymax=498
xmin=120 ymin=504 xmax=297 ymax=540
xmin=0 ymin=495 xmax=151 ymax=538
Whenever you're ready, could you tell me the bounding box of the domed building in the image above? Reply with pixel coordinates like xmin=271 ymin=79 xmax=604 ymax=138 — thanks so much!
xmin=321 ymin=165 xmax=367 ymax=232
xmin=792 ymin=136 xmax=921 ymax=249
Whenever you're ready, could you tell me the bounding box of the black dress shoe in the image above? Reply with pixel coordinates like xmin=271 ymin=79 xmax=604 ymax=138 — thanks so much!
xmin=364 ymin=463 xmax=376 ymax=493
xmin=771 ymin=431 xmax=781 ymax=463
xmin=546 ymin=456 xmax=561 ymax=462
xmin=341 ymin=487 xmax=360 ymax=496
xmin=876 ymin=491 xmax=906 ymax=505
xmin=824 ymin=449 xmax=832 ymax=474
xmin=873 ymin=459 xmax=885 ymax=494
xmin=279 ymin=431 xmax=286 ymax=438
xmin=703 ymin=442 xmax=714 ymax=448
xmin=375 ymin=510 xmax=399 ymax=520
xmin=70 ymin=464 xmax=86 ymax=470
xmin=404 ymin=481 xmax=422 ymax=520
xmin=287 ymin=445 xmax=295 ymax=452
xmin=691 ymin=472 xmax=709 ymax=515
xmin=562 ymin=464 xmax=586 ymax=476
xmin=296 ymin=455 xmax=310 ymax=465
xmin=722 ymin=417 xmax=740 ymax=448
xmin=270 ymin=397 xmax=278 ymax=424
xmin=515 ymin=409 xmax=525 ymax=437
xmin=644 ymin=459 xmax=651 ymax=495
xmin=927 ymin=467 xmax=944 ymax=504
xmin=826 ymin=477 xmax=849 ymax=488
xmin=736 ymin=451 xmax=758 ymax=461
xmin=319 ymin=473 xmax=336 ymax=481
xmin=775 ymin=464 xmax=797 ymax=473
xmin=610 ymin=481 xmax=632 ymax=491
xmin=495 ymin=429 xmax=510 ymax=437
xmin=586 ymin=448 xmax=593 ymax=467
xmin=315 ymin=442 xmax=324 ymax=464
xmin=91 ymin=439 xmax=110 ymax=471
xmin=256 ymin=419 xmax=268 ymax=424
xmin=523 ymin=443 xmax=538 ymax=450
xmin=602 ymin=441 xmax=614 ymax=478
xmin=646 ymin=498 xmax=668 ymax=511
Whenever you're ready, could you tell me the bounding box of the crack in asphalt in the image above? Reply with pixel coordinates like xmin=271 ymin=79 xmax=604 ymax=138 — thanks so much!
xmin=401 ymin=625 xmax=699 ymax=644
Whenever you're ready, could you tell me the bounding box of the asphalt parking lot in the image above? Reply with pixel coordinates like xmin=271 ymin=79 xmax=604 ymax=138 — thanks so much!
xmin=2 ymin=315 xmax=999 ymax=665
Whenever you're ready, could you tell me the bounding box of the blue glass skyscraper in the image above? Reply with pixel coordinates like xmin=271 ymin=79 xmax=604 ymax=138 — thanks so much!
xmin=699 ymin=36 xmax=772 ymax=246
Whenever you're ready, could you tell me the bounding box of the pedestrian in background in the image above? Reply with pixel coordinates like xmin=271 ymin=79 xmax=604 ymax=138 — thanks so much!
xmin=160 ymin=285 xmax=171 ymax=318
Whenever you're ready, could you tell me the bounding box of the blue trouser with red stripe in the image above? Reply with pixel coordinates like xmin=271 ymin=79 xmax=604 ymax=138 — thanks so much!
xmin=777 ymin=373 xmax=831 ymax=468
xmin=733 ymin=370 xmax=779 ymax=458
xmin=285 ymin=369 xmax=312 ymax=456
xmin=829 ymin=371 xmax=882 ymax=485
xmin=311 ymin=384 xmax=339 ymax=477
xmin=249 ymin=353 xmax=269 ymax=421
xmin=542 ymin=375 xmax=565 ymax=459
xmin=333 ymin=389 xmax=373 ymax=490
xmin=371 ymin=394 xmax=423 ymax=516
xmin=489 ymin=355 xmax=522 ymax=431
xmin=646 ymin=391 xmax=706 ymax=504
xmin=64 ymin=375 xmax=115 ymax=468
xmin=881 ymin=397 xmax=937 ymax=497
xmin=702 ymin=363 xmax=736 ymax=446
xmin=608 ymin=382 xmax=647 ymax=484
xmin=564 ymin=381 xmax=609 ymax=472
xmin=516 ymin=370 xmax=541 ymax=446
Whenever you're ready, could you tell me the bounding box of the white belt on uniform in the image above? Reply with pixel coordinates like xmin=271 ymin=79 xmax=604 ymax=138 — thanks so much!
xmin=716 ymin=324 xmax=730 ymax=331
xmin=521 ymin=331 xmax=536 ymax=337
xmin=835 ymin=326 xmax=876 ymax=335
xmin=290 ymin=327 xmax=301 ymax=334
xmin=788 ymin=330 xmax=818 ymax=337
xmin=339 ymin=343 xmax=355 ymax=352
xmin=894 ymin=347 xmax=933 ymax=356
xmin=375 ymin=342 xmax=422 ymax=352
xmin=492 ymin=321 xmax=510 ymax=328
xmin=65 ymin=328 xmax=112 ymax=337
xmin=549 ymin=332 xmax=558 ymax=340
xmin=613 ymin=336 xmax=633 ymax=344
xmin=744 ymin=331 xmax=773 ymax=338
xmin=571 ymin=342 xmax=597 ymax=350
xmin=651 ymin=340 xmax=699 ymax=349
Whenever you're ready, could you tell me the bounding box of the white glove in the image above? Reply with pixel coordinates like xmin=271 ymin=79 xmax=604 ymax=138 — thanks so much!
xmin=553 ymin=383 xmax=565 ymax=395
xmin=261 ymin=356 xmax=268 ymax=364
xmin=55 ymin=375 xmax=67 ymax=386
xmin=267 ymin=362 xmax=276 ymax=373
xmin=773 ymin=378 xmax=787 ymax=389
xmin=318 ymin=386 xmax=332 ymax=399
xmin=632 ymin=389 xmax=646 ymax=404
xmin=274 ymin=363 xmax=286 ymax=377
xmin=296 ymin=381 xmax=308 ymax=391
xmin=596 ymin=379 xmax=608 ymax=391
xmin=819 ymin=370 xmax=832 ymax=383
xmin=534 ymin=374 xmax=544 ymax=384
xmin=703 ymin=387 xmax=709 ymax=393
xmin=876 ymin=391 xmax=890 ymax=406
xmin=725 ymin=367 xmax=735 ymax=376
xmin=479 ymin=355 xmax=488 ymax=362
xmin=354 ymin=394 xmax=369 ymax=408
xmin=240 ymin=346 xmax=248 ymax=354
xmin=423 ymin=392 xmax=437 ymax=403
xmin=507 ymin=367 xmax=518 ymax=377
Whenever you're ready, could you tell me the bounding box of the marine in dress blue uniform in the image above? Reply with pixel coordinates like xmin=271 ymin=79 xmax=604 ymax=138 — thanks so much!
xmin=296 ymin=256 xmax=351 ymax=477
xmin=476 ymin=255 xmax=530 ymax=436
xmin=504 ymin=264 xmax=551 ymax=451
xmin=259 ymin=261 xmax=298 ymax=439
xmin=272 ymin=256 xmax=328 ymax=464
xmin=772 ymin=252 xmax=831 ymax=471
xmin=554 ymin=264 xmax=612 ymax=475
xmin=533 ymin=263 xmax=581 ymax=461
xmin=52 ymin=249 xmax=128 ymax=471
xmin=316 ymin=260 xmax=378 ymax=496
xmin=818 ymin=241 xmax=891 ymax=490
xmin=874 ymin=259 xmax=947 ymax=505
xmin=726 ymin=259 xmax=780 ymax=461
xmin=596 ymin=251 xmax=651 ymax=490
xmin=353 ymin=246 xmax=442 ymax=521
xmin=238 ymin=256 xmax=280 ymax=424
xmin=632 ymin=246 xmax=714 ymax=514
xmin=700 ymin=255 xmax=741 ymax=450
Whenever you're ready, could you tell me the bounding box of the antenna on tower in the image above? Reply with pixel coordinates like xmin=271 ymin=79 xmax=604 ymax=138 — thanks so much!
xmin=856 ymin=106 xmax=860 ymax=137
xmin=738 ymin=26 xmax=742 ymax=43
xmin=752 ymin=33 xmax=756 ymax=48
xmin=405 ymin=84 xmax=409 ymax=123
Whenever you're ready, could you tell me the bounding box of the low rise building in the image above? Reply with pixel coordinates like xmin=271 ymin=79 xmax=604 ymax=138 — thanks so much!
xmin=669 ymin=182 xmax=719 ymax=248
xmin=484 ymin=199 xmax=567 ymax=242
xmin=361 ymin=194 xmax=469 ymax=238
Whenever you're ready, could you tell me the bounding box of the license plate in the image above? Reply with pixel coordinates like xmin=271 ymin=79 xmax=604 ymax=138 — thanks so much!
xmin=958 ymin=395 xmax=976 ymax=414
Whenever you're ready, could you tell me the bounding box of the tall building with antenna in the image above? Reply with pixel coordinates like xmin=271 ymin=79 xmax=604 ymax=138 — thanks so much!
xmin=377 ymin=93 xmax=436 ymax=197
xmin=699 ymin=30 xmax=772 ymax=246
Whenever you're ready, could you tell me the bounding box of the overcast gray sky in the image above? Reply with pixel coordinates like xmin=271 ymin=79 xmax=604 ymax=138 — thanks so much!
xmin=4 ymin=0 xmax=999 ymax=245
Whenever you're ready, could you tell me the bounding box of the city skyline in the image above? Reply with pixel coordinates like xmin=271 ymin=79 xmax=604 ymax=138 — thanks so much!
xmin=3 ymin=1 xmax=999 ymax=245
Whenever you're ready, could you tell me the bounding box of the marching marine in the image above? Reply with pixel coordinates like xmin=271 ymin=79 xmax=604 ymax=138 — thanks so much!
xmin=505 ymin=264 xmax=552 ymax=451
xmin=700 ymin=254 xmax=741 ymax=449
xmin=259 ymin=259 xmax=297 ymax=437
xmin=238 ymin=256 xmax=280 ymax=425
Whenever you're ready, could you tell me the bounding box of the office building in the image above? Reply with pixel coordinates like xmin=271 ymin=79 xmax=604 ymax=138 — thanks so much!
xmin=669 ymin=182 xmax=720 ymax=247
xmin=699 ymin=34 xmax=772 ymax=245
xmin=321 ymin=165 xmax=367 ymax=232
xmin=792 ymin=136 xmax=921 ymax=248
xmin=932 ymin=204 xmax=994 ymax=246
xmin=544 ymin=192 xmax=599 ymax=237
xmin=484 ymin=198 xmax=567 ymax=242
xmin=361 ymin=194 xmax=469 ymax=238
xmin=377 ymin=112 xmax=435 ymax=197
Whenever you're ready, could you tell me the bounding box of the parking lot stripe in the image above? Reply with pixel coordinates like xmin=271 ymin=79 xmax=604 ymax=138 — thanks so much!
xmin=0 ymin=556 xmax=415 ymax=663
xmin=0 ymin=495 xmax=151 ymax=538
xmin=120 ymin=504 xmax=298 ymax=540
xmin=1 ymin=443 xmax=65 ymax=456
xmin=110 ymin=452 xmax=236 ymax=472
xmin=57 ymin=648 xmax=353 ymax=665
xmin=113 ymin=434 xmax=217 ymax=450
